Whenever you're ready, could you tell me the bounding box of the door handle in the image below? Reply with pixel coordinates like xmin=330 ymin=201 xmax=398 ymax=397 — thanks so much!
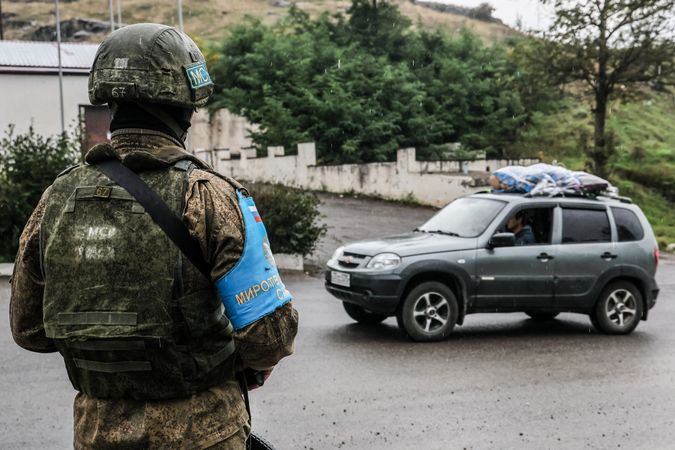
xmin=601 ymin=252 xmax=618 ymax=260
xmin=537 ymin=253 xmax=554 ymax=261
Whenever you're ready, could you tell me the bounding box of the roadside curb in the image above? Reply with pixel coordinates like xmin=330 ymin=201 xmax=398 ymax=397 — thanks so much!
xmin=0 ymin=263 xmax=13 ymax=279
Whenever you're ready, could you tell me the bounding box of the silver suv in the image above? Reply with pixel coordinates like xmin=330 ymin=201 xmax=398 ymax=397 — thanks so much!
xmin=325 ymin=193 xmax=660 ymax=341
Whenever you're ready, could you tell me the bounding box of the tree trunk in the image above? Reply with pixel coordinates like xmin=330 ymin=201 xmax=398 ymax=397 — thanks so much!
xmin=588 ymin=1 xmax=615 ymax=179
xmin=592 ymin=86 xmax=610 ymax=178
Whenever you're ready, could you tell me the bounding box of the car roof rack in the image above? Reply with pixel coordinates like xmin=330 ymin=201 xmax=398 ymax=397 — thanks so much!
xmin=476 ymin=190 xmax=633 ymax=204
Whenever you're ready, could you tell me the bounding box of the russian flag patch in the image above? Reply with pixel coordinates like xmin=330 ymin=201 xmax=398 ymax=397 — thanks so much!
xmin=249 ymin=205 xmax=262 ymax=222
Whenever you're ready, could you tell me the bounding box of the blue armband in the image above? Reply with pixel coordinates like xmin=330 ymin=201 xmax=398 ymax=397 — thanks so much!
xmin=215 ymin=190 xmax=293 ymax=330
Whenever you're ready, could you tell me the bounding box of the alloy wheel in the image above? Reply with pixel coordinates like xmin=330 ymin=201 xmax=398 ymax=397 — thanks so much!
xmin=605 ymin=288 xmax=638 ymax=328
xmin=412 ymin=292 xmax=450 ymax=333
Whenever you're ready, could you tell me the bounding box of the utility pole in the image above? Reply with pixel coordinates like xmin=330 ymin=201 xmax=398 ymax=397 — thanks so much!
xmin=177 ymin=0 xmax=188 ymax=149
xmin=109 ymin=0 xmax=115 ymax=31
xmin=0 ymin=0 xmax=4 ymax=40
xmin=54 ymin=0 xmax=65 ymax=134
xmin=177 ymin=0 xmax=184 ymax=31
xmin=116 ymin=0 xmax=122 ymax=28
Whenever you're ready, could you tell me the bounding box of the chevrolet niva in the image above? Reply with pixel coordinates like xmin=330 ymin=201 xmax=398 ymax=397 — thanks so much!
xmin=325 ymin=193 xmax=660 ymax=341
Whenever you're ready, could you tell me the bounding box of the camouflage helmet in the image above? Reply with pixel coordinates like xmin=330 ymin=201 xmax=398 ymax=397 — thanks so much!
xmin=89 ymin=23 xmax=213 ymax=108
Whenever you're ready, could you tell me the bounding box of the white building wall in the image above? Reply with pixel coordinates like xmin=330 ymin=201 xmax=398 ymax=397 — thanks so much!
xmin=0 ymin=73 xmax=91 ymax=137
xmin=191 ymin=108 xmax=258 ymax=155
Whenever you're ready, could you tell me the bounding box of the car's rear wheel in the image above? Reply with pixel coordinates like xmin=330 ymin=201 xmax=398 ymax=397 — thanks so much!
xmin=342 ymin=302 xmax=387 ymax=325
xmin=397 ymin=282 xmax=458 ymax=342
xmin=592 ymin=281 xmax=643 ymax=334
xmin=525 ymin=312 xmax=559 ymax=321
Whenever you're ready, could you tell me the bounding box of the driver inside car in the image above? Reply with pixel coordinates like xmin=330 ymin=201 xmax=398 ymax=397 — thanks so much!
xmin=506 ymin=211 xmax=537 ymax=246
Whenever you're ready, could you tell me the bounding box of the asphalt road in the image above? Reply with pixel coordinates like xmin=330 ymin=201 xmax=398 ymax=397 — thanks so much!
xmin=308 ymin=193 xmax=436 ymax=267
xmin=1 ymin=259 xmax=674 ymax=449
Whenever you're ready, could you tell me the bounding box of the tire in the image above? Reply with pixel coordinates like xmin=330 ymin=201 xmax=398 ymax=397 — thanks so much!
xmin=342 ymin=302 xmax=387 ymax=325
xmin=592 ymin=281 xmax=643 ymax=335
xmin=525 ymin=312 xmax=559 ymax=321
xmin=397 ymin=281 xmax=458 ymax=342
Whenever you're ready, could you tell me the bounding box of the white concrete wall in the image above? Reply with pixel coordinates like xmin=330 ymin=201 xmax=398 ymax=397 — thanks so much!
xmin=191 ymin=108 xmax=259 ymax=155
xmin=214 ymin=143 xmax=539 ymax=207
xmin=0 ymin=73 xmax=90 ymax=137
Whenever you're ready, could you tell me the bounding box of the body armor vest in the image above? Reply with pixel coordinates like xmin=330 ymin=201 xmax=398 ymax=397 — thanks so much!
xmin=40 ymin=157 xmax=235 ymax=400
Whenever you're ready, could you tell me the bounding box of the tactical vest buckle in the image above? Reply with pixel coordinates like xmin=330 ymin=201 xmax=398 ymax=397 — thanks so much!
xmin=94 ymin=186 xmax=112 ymax=199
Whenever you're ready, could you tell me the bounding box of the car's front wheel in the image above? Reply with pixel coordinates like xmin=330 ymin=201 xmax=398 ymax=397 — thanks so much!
xmin=397 ymin=281 xmax=458 ymax=342
xmin=342 ymin=302 xmax=387 ymax=325
xmin=592 ymin=281 xmax=643 ymax=334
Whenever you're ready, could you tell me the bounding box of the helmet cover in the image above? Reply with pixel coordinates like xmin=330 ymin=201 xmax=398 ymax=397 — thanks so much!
xmin=89 ymin=23 xmax=213 ymax=108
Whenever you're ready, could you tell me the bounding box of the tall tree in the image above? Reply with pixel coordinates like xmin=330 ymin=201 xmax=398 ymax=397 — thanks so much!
xmin=346 ymin=0 xmax=411 ymax=60
xmin=537 ymin=0 xmax=675 ymax=177
xmin=210 ymin=1 xmax=548 ymax=163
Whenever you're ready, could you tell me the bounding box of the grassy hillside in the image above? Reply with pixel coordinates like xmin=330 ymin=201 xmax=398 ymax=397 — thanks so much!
xmin=517 ymin=88 xmax=675 ymax=248
xmin=2 ymin=0 xmax=517 ymax=43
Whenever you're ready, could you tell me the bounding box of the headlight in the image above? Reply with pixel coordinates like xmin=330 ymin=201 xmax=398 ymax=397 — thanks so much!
xmin=329 ymin=246 xmax=345 ymax=263
xmin=365 ymin=253 xmax=401 ymax=271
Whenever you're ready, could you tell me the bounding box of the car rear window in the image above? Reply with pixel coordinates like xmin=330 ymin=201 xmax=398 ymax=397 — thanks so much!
xmin=562 ymin=208 xmax=611 ymax=244
xmin=611 ymin=207 xmax=644 ymax=242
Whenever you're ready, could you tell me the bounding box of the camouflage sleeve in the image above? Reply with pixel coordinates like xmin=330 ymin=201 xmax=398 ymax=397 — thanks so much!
xmin=183 ymin=169 xmax=298 ymax=370
xmin=9 ymin=187 xmax=57 ymax=353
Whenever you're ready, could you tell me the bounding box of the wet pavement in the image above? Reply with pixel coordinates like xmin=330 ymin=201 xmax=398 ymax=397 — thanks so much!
xmin=252 ymin=262 xmax=675 ymax=450
xmin=1 ymin=192 xmax=674 ymax=449
xmin=307 ymin=193 xmax=436 ymax=268
xmin=2 ymin=263 xmax=674 ymax=449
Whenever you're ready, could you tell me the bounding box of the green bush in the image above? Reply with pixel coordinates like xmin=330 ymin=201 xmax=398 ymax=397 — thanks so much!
xmin=0 ymin=126 xmax=79 ymax=261
xmin=248 ymin=183 xmax=326 ymax=256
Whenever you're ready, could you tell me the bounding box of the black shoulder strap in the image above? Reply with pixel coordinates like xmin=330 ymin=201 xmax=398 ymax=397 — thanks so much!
xmin=93 ymin=159 xmax=212 ymax=281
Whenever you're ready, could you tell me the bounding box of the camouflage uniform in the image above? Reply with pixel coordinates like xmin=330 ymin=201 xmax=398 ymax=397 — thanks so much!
xmin=10 ymin=129 xmax=299 ymax=449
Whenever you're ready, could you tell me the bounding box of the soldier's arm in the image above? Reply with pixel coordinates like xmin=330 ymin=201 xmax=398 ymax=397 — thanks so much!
xmin=10 ymin=188 xmax=57 ymax=353
xmin=184 ymin=170 xmax=298 ymax=370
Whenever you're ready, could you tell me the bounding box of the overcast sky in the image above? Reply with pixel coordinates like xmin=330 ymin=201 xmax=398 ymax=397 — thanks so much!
xmin=432 ymin=0 xmax=555 ymax=31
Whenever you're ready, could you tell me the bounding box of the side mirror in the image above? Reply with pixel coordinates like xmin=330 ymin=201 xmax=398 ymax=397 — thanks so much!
xmin=488 ymin=232 xmax=516 ymax=249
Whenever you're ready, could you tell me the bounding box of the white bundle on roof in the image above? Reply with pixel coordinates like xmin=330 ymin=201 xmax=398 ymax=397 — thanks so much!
xmin=489 ymin=163 xmax=613 ymax=197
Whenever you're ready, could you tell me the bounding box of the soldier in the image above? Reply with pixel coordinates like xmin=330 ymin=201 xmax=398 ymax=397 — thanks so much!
xmin=10 ymin=23 xmax=298 ymax=449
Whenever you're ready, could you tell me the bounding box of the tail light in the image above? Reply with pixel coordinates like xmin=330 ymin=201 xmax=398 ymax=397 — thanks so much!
xmin=654 ymin=247 xmax=660 ymax=271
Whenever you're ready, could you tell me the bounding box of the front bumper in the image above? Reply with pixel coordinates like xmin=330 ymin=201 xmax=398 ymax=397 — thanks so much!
xmin=324 ymin=269 xmax=402 ymax=315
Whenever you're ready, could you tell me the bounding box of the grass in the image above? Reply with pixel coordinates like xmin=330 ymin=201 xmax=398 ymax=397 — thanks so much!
xmin=2 ymin=0 xmax=518 ymax=43
xmin=517 ymin=88 xmax=675 ymax=248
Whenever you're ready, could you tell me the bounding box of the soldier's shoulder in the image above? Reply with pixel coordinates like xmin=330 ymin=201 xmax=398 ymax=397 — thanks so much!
xmin=55 ymin=163 xmax=82 ymax=179
xmin=188 ymin=168 xmax=247 ymax=196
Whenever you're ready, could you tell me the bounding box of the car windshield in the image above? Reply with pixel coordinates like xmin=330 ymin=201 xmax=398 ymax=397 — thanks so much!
xmin=417 ymin=197 xmax=506 ymax=238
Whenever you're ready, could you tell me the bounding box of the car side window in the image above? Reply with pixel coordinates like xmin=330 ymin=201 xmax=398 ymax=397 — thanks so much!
xmin=498 ymin=206 xmax=554 ymax=246
xmin=611 ymin=207 xmax=644 ymax=242
xmin=562 ymin=208 xmax=611 ymax=244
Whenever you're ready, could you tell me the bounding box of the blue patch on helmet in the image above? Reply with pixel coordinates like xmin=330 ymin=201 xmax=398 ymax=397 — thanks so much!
xmin=215 ymin=191 xmax=293 ymax=330
xmin=184 ymin=62 xmax=213 ymax=90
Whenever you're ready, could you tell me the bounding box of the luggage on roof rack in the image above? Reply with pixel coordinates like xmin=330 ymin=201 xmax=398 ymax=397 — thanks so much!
xmin=488 ymin=163 xmax=618 ymax=199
